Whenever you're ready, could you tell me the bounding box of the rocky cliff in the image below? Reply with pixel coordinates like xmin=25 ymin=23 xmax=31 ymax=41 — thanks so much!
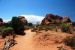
xmin=41 ymin=14 xmax=72 ymax=25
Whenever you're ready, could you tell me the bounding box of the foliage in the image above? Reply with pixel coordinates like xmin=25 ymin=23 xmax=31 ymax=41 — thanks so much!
xmin=11 ymin=16 xmax=25 ymax=35
xmin=64 ymin=36 xmax=75 ymax=48
xmin=0 ymin=18 xmax=3 ymax=22
xmin=4 ymin=21 xmax=12 ymax=27
xmin=28 ymin=23 xmax=33 ymax=26
xmin=31 ymin=29 xmax=37 ymax=32
xmin=61 ymin=23 xmax=70 ymax=28
xmin=0 ymin=26 xmax=14 ymax=38
xmin=61 ymin=23 xmax=70 ymax=32
xmin=31 ymin=25 xmax=56 ymax=32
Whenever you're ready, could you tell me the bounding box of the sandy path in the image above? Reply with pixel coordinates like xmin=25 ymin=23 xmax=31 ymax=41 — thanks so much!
xmin=10 ymin=29 xmax=58 ymax=50
xmin=10 ymin=29 xmax=36 ymax=50
xmin=10 ymin=29 xmax=72 ymax=50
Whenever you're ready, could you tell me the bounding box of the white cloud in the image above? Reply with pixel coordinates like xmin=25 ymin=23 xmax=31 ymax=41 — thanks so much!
xmin=4 ymin=15 xmax=45 ymax=24
xmin=4 ymin=19 xmax=11 ymax=23
xmin=21 ymin=15 xmax=44 ymax=24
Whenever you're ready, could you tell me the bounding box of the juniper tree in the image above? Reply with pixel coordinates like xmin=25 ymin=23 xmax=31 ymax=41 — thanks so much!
xmin=11 ymin=16 xmax=25 ymax=35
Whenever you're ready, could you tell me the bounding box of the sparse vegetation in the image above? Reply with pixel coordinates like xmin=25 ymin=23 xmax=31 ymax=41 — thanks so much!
xmin=64 ymin=36 xmax=75 ymax=49
xmin=61 ymin=22 xmax=73 ymax=34
xmin=0 ymin=26 xmax=14 ymax=38
xmin=0 ymin=13 xmax=75 ymax=50
xmin=31 ymin=25 xmax=56 ymax=32
xmin=28 ymin=23 xmax=33 ymax=26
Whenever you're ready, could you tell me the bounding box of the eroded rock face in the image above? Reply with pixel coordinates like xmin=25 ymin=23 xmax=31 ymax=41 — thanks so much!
xmin=41 ymin=18 xmax=50 ymax=25
xmin=18 ymin=16 xmax=28 ymax=25
xmin=62 ymin=17 xmax=71 ymax=23
xmin=41 ymin=14 xmax=63 ymax=25
xmin=41 ymin=14 xmax=72 ymax=25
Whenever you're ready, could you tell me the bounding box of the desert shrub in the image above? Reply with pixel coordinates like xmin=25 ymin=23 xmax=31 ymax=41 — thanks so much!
xmin=64 ymin=36 xmax=75 ymax=48
xmin=31 ymin=27 xmax=38 ymax=32
xmin=61 ymin=23 xmax=70 ymax=28
xmin=11 ymin=17 xmax=25 ymax=35
xmin=4 ymin=21 xmax=12 ymax=27
xmin=0 ymin=26 xmax=14 ymax=38
xmin=61 ymin=23 xmax=70 ymax=32
xmin=31 ymin=25 xmax=56 ymax=32
xmin=0 ymin=18 xmax=3 ymax=22
xmin=0 ymin=26 xmax=6 ymax=34
xmin=28 ymin=23 xmax=33 ymax=26
xmin=41 ymin=25 xmax=56 ymax=30
xmin=32 ymin=25 xmax=56 ymax=32
xmin=31 ymin=29 xmax=37 ymax=32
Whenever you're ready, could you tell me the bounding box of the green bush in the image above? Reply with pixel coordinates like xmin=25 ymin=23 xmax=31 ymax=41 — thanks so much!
xmin=61 ymin=23 xmax=70 ymax=32
xmin=0 ymin=18 xmax=3 ymax=22
xmin=0 ymin=26 xmax=14 ymax=38
xmin=64 ymin=36 xmax=75 ymax=48
xmin=11 ymin=17 xmax=25 ymax=35
xmin=61 ymin=23 xmax=70 ymax=28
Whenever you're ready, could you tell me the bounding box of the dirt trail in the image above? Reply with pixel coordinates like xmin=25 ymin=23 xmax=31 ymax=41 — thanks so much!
xmin=10 ymin=29 xmax=36 ymax=50
xmin=10 ymin=29 xmax=72 ymax=50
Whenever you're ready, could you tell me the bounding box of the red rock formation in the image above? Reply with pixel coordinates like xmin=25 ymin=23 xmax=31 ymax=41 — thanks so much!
xmin=62 ymin=16 xmax=71 ymax=23
xmin=18 ymin=16 xmax=28 ymax=25
xmin=41 ymin=14 xmax=72 ymax=25
xmin=41 ymin=14 xmax=63 ymax=25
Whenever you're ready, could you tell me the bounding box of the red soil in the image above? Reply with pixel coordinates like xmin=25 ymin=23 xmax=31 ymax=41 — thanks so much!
xmin=10 ymin=29 xmax=72 ymax=50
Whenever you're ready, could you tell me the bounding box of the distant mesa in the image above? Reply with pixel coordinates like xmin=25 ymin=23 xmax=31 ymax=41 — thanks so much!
xmin=41 ymin=14 xmax=72 ymax=25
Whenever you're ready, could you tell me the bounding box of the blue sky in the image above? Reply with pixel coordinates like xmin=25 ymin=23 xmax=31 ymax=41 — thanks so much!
xmin=0 ymin=0 xmax=75 ymax=22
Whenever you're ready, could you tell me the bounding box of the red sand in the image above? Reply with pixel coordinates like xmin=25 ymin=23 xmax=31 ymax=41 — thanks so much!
xmin=10 ymin=29 xmax=72 ymax=50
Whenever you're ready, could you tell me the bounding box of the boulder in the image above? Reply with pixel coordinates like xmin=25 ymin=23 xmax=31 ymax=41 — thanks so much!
xmin=18 ymin=16 xmax=28 ymax=25
xmin=62 ymin=16 xmax=71 ymax=23
xmin=41 ymin=14 xmax=63 ymax=25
